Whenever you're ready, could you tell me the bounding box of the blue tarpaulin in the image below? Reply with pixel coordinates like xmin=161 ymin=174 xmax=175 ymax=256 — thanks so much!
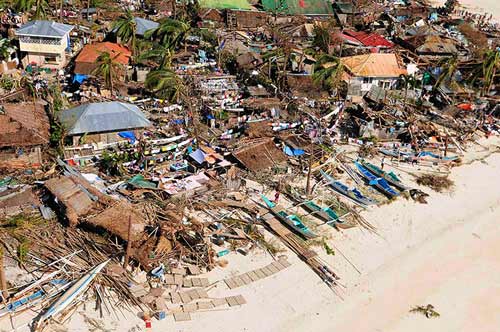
xmin=189 ymin=149 xmax=206 ymax=164
xmin=283 ymin=145 xmax=305 ymax=156
xmin=73 ymin=73 xmax=88 ymax=84
xmin=118 ymin=131 xmax=137 ymax=144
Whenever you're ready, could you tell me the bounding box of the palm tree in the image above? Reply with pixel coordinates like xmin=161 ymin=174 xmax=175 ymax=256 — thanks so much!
xmin=481 ymin=50 xmax=499 ymax=95
xmin=92 ymin=51 xmax=123 ymax=93
xmin=144 ymin=18 xmax=190 ymax=51
xmin=138 ymin=44 xmax=173 ymax=69
xmin=434 ymin=55 xmax=458 ymax=90
xmin=112 ymin=10 xmax=137 ymax=54
xmin=14 ymin=0 xmax=34 ymax=13
xmin=313 ymin=54 xmax=344 ymax=95
xmin=144 ymin=68 xmax=186 ymax=102
xmin=34 ymin=0 xmax=49 ymax=19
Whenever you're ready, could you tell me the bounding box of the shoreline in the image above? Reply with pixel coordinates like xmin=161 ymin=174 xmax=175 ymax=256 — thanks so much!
xmin=429 ymin=0 xmax=500 ymax=23
xmin=63 ymin=138 xmax=500 ymax=332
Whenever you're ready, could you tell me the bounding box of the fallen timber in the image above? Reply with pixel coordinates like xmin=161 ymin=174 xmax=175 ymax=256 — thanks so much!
xmin=254 ymin=204 xmax=342 ymax=293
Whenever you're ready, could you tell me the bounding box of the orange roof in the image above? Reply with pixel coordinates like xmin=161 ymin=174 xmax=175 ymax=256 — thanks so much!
xmin=340 ymin=53 xmax=406 ymax=78
xmin=75 ymin=42 xmax=132 ymax=65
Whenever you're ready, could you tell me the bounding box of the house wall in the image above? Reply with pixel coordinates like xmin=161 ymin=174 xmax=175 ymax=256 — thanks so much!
xmin=19 ymin=34 xmax=69 ymax=68
xmin=347 ymin=76 xmax=399 ymax=96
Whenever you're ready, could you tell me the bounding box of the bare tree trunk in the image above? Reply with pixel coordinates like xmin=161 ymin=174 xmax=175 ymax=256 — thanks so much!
xmin=124 ymin=216 xmax=132 ymax=268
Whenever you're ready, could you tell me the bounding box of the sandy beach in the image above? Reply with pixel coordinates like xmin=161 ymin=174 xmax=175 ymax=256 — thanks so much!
xmin=430 ymin=0 xmax=500 ymax=22
xmin=56 ymin=138 xmax=500 ymax=332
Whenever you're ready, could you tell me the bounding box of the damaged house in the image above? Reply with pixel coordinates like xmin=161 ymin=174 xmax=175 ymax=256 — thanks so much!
xmin=341 ymin=53 xmax=407 ymax=98
xmin=0 ymin=102 xmax=49 ymax=169
xmin=232 ymin=138 xmax=287 ymax=172
xmin=74 ymin=42 xmax=132 ymax=79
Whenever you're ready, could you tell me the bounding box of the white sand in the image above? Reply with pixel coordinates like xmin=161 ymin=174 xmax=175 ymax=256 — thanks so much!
xmin=430 ymin=0 xmax=500 ymax=22
xmin=47 ymin=137 xmax=500 ymax=332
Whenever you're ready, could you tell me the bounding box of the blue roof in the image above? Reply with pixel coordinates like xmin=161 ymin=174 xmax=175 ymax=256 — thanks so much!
xmin=59 ymin=102 xmax=151 ymax=135
xmin=16 ymin=20 xmax=73 ymax=38
xmin=135 ymin=17 xmax=159 ymax=36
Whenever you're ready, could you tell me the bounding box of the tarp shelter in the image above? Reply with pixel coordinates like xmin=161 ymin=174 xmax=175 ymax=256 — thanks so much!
xmin=59 ymin=102 xmax=152 ymax=135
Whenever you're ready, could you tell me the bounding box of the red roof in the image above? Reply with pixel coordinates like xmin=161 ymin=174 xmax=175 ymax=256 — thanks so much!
xmin=344 ymin=30 xmax=394 ymax=48
xmin=75 ymin=42 xmax=132 ymax=65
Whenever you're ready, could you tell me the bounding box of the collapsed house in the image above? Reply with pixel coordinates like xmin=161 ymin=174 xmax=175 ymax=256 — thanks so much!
xmin=0 ymin=102 xmax=49 ymax=169
xmin=74 ymin=42 xmax=132 ymax=78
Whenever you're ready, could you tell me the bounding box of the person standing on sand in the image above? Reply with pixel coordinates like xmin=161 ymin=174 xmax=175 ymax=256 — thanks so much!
xmin=381 ymin=157 xmax=386 ymax=170
xmin=274 ymin=191 xmax=280 ymax=204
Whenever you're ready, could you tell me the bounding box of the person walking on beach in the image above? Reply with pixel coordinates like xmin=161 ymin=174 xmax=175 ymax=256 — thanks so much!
xmin=381 ymin=157 xmax=386 ymax=170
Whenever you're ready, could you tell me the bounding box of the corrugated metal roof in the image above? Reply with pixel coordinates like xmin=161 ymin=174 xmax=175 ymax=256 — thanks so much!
xmin=341 ymin=53 xmax=406 ymax=78
xmin=59 ymin=102 xmax=152 ymax=135
xmin=75 ymin=42 xmax=131 ymax=65
xmin=16 ymin=20 xmax=73 ymax=38
xmin=344 ymin=30 xmax=394 ymax=48
xmin=135 ymin=17 xmax=159 ymax=36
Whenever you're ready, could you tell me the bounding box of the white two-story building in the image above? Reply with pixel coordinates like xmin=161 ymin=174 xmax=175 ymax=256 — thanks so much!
xmin=15 ymin=20 xmax=74 ymax=69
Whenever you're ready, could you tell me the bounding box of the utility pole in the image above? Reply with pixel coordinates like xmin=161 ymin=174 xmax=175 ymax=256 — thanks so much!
xmin=305 ymin=140 xmax=314 ymax=197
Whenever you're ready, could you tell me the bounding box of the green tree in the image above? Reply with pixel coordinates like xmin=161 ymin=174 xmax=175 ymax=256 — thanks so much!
xmin=112 ymin=10 xmax=137 ymax=54
xmin=470 ymin=49 xmax=499 ymax=96
xmin=399 ymin=74 xmax=418 ymax=106
xmin=92 ymin=51 xmax=123 ymax=93
xmin=144 ymin=68 xmax=186 ymax=101
xmin=434 ymin=55 xmax=458 ymax=90
xmin=0 ymin=38 xmax=12 ymax=61
xmin=313 ymin=54 xmax=344 ymax=95
xmin=144 ymin=18 xmax=190 ymax=51
xmin=138 ymin=44 xmax=173 ymax=69
xmin=312 ymin=24 xmax=331 ymax=54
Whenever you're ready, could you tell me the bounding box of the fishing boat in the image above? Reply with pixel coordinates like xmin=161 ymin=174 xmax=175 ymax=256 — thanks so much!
xmin=354 ymin=162 xmax=399 ymax=197
xmin=0 ymin=272 xmax=69 ymax=319
xmin=35 ymin=260 xmax=110 ymax=330
xmin=361 ymin=161 xmax=410 ymax=191
xmin=320 ymin=170 xmax=378 ymax=206
xmin=260 ymin=195 xmax=318 ymax=239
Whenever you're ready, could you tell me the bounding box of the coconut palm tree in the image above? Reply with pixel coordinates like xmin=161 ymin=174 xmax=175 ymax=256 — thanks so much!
xmin=144 ymin=18 xmax=190 ymax=51
xmin=480 ymin=50 xmax=499 ymax=95
xmin=14 ymin=0 xmax=34 ymax=13
xmin=138 ymin=44 xmax=173 ymax=70
xmin=313 ymin=54 xmax=344 ymax=95
xmin=144 ymin=68 xmax=186 ymax=102
xmin=92 ymin=51 xmax=123 ymax=93
xmin=433 ymin=55 xmax=459 ymax=90
xmin=112 ymin=10 xmax=137 ymax=54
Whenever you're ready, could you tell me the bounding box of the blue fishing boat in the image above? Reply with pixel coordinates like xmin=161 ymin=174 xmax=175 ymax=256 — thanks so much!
xmin=354 ymin=162 xmax=399 ymax=197
xmin=361 ymin=161 xmax=409 ymax=191
xmin=320 ymin=170 xmax=377 ymax=206
xmin=260 ymin=195 xmax=318 ymax=239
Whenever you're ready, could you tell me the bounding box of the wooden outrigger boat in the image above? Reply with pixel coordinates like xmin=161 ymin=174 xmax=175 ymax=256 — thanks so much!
xmin=35 ymin=260 xmax=110 ymax=330
xmin=260 ymin=195 xmax=318 ymax=239
xmin=320 ymin=170 xmax=378 ymax=207
xmin=361 ymin=161 xmax=410 ymax=191
xmin=354 ymin=162 xmax=399 ymax=198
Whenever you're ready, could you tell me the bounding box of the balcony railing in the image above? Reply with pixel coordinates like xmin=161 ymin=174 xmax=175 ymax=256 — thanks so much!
xmin=19 ymin=37 xmax=62 ymax=45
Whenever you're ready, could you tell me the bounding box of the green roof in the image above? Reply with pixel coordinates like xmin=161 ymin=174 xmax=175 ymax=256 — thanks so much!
xmin=200 ymin=0 xmax=253 ymax=9
xmin=262 ymin=0 xmax=334 ymax=15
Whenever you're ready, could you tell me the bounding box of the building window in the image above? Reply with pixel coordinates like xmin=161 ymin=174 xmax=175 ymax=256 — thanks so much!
xmin=44 ymin=56 xmax=58 ymax=63
xmin=363 ymin=77 xmax=373 ymax=84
